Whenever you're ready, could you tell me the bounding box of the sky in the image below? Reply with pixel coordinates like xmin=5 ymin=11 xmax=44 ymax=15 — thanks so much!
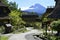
xmin=8 ymin=0 xmax=55 ymax=10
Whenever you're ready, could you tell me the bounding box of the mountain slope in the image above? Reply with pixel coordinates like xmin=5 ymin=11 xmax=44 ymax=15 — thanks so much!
xmin=22 ymin=3 xmax=46 ymax=15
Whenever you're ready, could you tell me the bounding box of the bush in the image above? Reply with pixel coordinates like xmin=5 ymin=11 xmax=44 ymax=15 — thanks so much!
xmin=0 ymin=36 xmax=8 ymax=40
xmin=9 ymin=10 xmax=21 ymax=26
xmin=50 ymin=20 xmax=60 ymax=31
xmin=9 ymin=10 xmax=26 ymax=32
xmin=0 ymin=26 xmax=5 ymax=33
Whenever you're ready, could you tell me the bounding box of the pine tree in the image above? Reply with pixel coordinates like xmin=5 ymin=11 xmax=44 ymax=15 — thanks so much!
xmin=0 ymin=0 xmax=8 ymax=6
xmin=9 ymin=2 xmax=18 ymax=10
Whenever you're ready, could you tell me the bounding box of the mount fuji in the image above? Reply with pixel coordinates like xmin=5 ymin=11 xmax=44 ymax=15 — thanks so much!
xmin=21 ymin=3 xmax=46 ymax=15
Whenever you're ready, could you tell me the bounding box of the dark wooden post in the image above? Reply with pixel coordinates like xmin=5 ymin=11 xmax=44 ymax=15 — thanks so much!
xmin=45 ymin=22 xmax=47 ymax=35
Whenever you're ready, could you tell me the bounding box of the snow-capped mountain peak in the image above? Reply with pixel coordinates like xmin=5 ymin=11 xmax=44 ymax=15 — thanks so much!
xmin=22 ymin=3 xmax=46 ymax=15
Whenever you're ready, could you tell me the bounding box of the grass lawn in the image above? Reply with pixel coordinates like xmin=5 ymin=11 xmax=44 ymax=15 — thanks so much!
xmin=0 ymin=36 xmax=8 ymax=40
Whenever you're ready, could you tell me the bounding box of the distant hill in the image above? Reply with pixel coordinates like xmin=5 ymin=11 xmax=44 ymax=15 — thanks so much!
xmin=21 ymin=3 xmax=46 ymax=15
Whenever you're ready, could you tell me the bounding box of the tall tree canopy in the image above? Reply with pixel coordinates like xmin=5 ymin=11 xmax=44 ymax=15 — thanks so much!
xmin=0 ymin=0 xmax=8 ymax=6
xmin=9 ymin=2 xmax=18 ymax=10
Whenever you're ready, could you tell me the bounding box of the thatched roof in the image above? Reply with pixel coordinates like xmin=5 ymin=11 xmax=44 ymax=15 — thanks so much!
xmin=47 ymin=0 xmax=60 ymax=19
xmin=0 ymin=16 xmax=10 ymax=20
xmin=0 ymin=1 xmax=7 ymax=7
xmin=0 ymin=1 xmax=10 ymax=12
xmin=0 ymin=1 xmax=10 ymax=17
xmin=22 ymin=14 xmax=38 ymax=18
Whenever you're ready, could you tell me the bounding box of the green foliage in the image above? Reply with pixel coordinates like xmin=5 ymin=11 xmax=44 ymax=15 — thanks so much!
xmin=34 ymin=22 xmax=41 ymax=29
xmin=28 ymin=22 xmax=41 ymax=29
xmin=9 ymin=10 xmax=26 ymax=32
xmin=46 ymin=35 xmax=56 ymax=40
xmin=0 ymin=36 xmax=8 ymax=40
xmin=45 ymin=35 xmax=60 ymax=40
xmin=1 ymin=0 xmax=8 ymax=6
xmin=9 ymin=2 xmax=18 ymax=10
xmin=50 ymin=20 xmax=60 ymax=31
xmin=0 ymin=26 xmax=5 ymax=33
xmin=51 ymin=36 xmax=56 ymax=40
xmin=9 ymin=10 xmax=25 ymax=25
xmin=31 ymin=12 xmax=36 ymax=14
xmin=42 ymin=18 xmax=48 ymax=22
xmin=9 ymin=10 xmax=20 ymax=25
xmin=0 ymin=0 xmax=28 ymax=33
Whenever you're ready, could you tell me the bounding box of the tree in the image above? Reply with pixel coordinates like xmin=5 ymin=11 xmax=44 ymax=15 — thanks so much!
xmin=9 ymin=10 xmax=26 ymax=30
xmin=0 ymin=0 xmax=8 ymax=6
xmin=31 ymin=12 xmax=35 ymax=14
xmin=9 ymin=10 xmax=21 ymax=25
xmin=9 ymin=2 xmax=18 ymax=10
xmin=50 ymin=20 xmax=60 ymax=36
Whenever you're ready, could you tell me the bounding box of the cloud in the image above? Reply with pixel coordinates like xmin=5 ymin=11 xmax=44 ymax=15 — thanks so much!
xmin=21 ymin=7 xmax=34 ymax=11
xmin=8 ymin=0 xmax=14 ymax=2
xmin=21 ymin=7 xmax=29 ymax=10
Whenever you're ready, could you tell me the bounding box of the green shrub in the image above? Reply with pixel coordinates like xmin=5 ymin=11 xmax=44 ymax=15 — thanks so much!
xmin=0 ymin=26 xmax=5 ymax=33
xmin=50 ymin=20 xmax=60 ymax=31
xmin=0 ymin=36 xmax=8 ymax=40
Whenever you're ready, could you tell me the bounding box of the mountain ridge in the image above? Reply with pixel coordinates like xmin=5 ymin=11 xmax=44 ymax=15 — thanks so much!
xmin=22 ymin=3 xmax=46 ymax=15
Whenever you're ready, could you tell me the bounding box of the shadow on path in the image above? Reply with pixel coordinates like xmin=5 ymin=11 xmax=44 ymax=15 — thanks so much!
xmin=25 ymin=33 xmax=42 ymax=40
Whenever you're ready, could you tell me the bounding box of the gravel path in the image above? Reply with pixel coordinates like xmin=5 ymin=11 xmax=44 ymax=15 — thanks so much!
xmin=2 ymin=28 xmax=57 ymax=40
xmin=25 ymin=33 xmax=42 ymax=40
xmin=8 ymin=29 xmax=42 ymax=40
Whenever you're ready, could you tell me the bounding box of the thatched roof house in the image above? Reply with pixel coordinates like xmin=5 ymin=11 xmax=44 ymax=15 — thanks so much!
xmin=47 ymin=0 xmax=60 ymax=19
xmin=0 ymin=1 xmax=11 ymax=24
xmin=0 ymin=1 xmax=10 ymax=17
